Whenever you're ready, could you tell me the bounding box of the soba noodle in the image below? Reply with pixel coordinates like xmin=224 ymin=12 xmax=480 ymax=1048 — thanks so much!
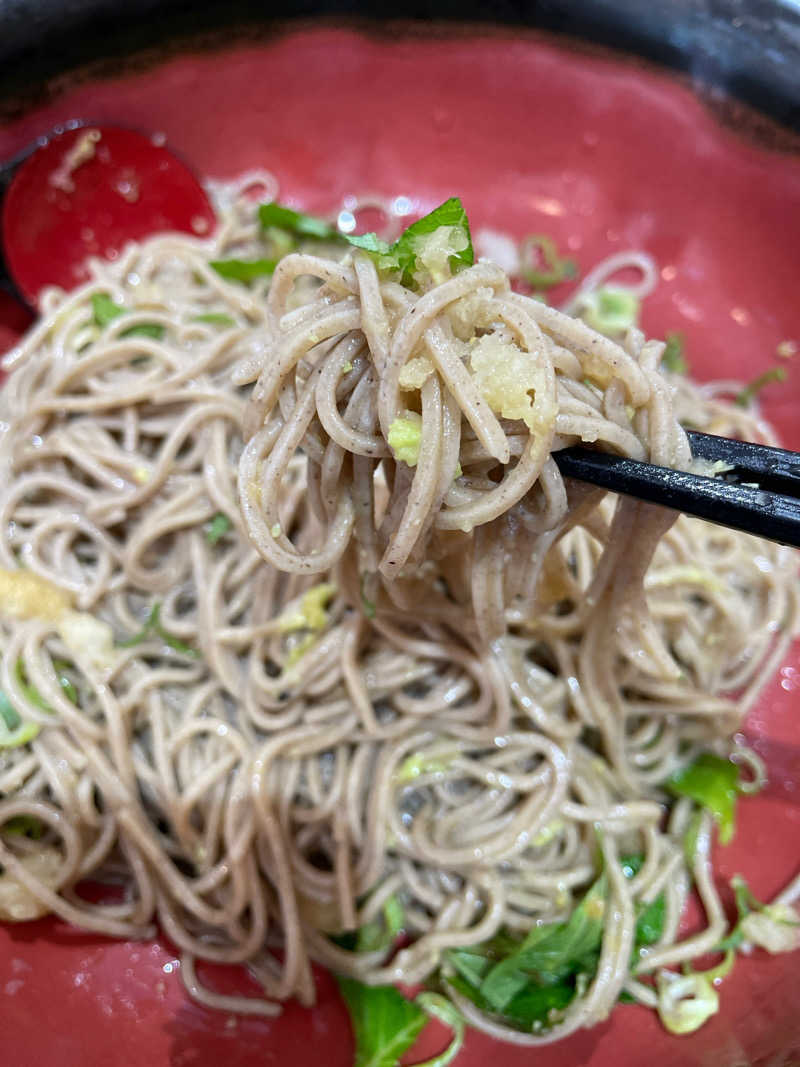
xmin=0 ymin=181 xmax=797 ymax=1050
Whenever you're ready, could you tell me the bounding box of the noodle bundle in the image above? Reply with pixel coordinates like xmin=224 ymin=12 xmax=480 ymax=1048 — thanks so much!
xmin=0 ymin=184 xmax=797 ymax=1049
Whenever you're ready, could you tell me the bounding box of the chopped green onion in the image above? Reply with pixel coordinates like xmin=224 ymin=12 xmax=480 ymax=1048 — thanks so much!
xmin=519 ymin=234 xmax=577 ymax=289
xmin=661 ymin=331 xmax=688 ymax=374
xmin=655 ymin=970 xmax=719 ymax=1035
xmin=204 ymin=513 xmax=231 ymax=545
xmin=579 ymin=286 xmax=640 ymax=335
xmin=193 ymin=313 xmax=236 ymax=327
xmin=119 ymin=602 xmax=199 ymax=658
xmin=209 ymin=258 xmax=277 ymax=283
xmin=666 ymin=752 xmax=742 ymax=845
xmin=735 ymin=366 xmax=787 ymax=407
xmin=413 ymin=993 xmax=464 ymax=1067
xmin=2 ymin=815 xmax=44 ymax=838
xmin=0 ymin=689 xmax=40 ymax=748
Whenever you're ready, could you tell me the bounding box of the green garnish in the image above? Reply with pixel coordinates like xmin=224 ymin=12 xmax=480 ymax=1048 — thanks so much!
xmin=661 ymin=331 xmax=688 ymax=374
xmin=355 ymin=895 xmax=405 ymax=955
xmin=346 ymin=197 xmax=473 ymax=289
xmin=337 ymin=980 xmax=463 ymax=1067
xmin=519 ymin=234 xmax=577 ymax=289
xmin=119 ymin=602 xmax=199 ymax=658
xmin=666 ymin=752 xmax=742 ymax=845
xmin=209 ymin=258 xmax=278 ymax=283
xmin=2 ymin=815 xmax=44 ymax=838
xmin=0 ymin=689 xmax=40 ymax=748
xmin=716 ymin=875 xmax=800 ymax=954
xmin=337 ymin=980 xmax=427 ymax=1067
xmin=204 ymin=513 xmax=231 ymax=545
xmin=193 ymin=313 xmax=236 ymax=327
xmin=91 ymin=294 xmax=165 ymax=338
xmin=735 ymin=366 xmax=787 ymax=407
xmin=579 ymin=286 xmax=640 ymax=335
xmin=258 ymin=202 xmax=340 ymax=240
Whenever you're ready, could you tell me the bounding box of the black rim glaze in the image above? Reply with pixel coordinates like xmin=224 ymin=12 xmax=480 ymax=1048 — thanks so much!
xmin=0 ymin=1 xmax=799 ymax=129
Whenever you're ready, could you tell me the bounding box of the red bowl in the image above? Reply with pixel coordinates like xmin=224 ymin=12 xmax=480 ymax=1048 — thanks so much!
xmin=0 ymin=26 xmax=799 ymax=1067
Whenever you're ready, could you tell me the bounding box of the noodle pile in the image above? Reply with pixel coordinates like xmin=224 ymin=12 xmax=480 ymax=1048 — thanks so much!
xmin=0 ymin=182 xmax=797 ymax=1047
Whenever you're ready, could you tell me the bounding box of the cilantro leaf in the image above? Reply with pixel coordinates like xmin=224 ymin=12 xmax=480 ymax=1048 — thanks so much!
xmin=337 ymin=979 xmax=426 ymax=1067
xmin=209 ymin=258 xmax=278 ymax=283
xmin=666 ymin=752 xmax=742 ymax=845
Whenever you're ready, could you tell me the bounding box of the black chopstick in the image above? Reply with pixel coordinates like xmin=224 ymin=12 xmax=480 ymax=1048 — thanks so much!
xmin=553 ymin=430 xmax=800 ymax=547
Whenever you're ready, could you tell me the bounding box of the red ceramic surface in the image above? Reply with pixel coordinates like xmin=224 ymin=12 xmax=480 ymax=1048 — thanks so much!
xmin=0 ymin=26 xmax=799 ymax=1067
xmin=2 ymin=125 xmax=216 ymax=305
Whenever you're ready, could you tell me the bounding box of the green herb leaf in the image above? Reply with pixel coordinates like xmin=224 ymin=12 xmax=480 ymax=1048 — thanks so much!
xmin=91 ymin=294 xmax=164 ymax=338
xmin=258 ymin=202 xmax=340 ymax=240
xmin=204 ymin=513 xmax=231 ymax=545
xmin=662 ymin=331 xmax=688 ymax=374
xmin=91 ymin=293 xmax=126 ymax=327
xmin=480 ymin=874 xmax=606 ymax=1012
xmin=345 ymin=198 xmax=473 ymax=288
xmin=120 ymin=602 xmax=199 ymax=658
xmin=519 ymin=234 xmax=577 ymax=289
xmin=667 ymin=752 xmax=742 ymax=845
xmin=209 ymin=258 xmax=278 ymax=283
xmin=337 ymin=978 xmax=427 ymax=1067
xmin=193 ymin=313 xmax=236 ymax=327
xmin=735 ymin=366 xmax=787 ymax=407
xmin=356 ymin=895 xmax=405 ymax=954
xmin=620 ymin=854 xmax=666 ymax=948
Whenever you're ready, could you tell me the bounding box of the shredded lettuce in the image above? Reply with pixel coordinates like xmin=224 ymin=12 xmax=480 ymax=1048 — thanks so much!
xmin=119 ymin=602 xmax=199 ymax=658
xmin=387 ymin=414 xmax=423 ymax=467
xmin=519 ymin=234 xmax=577 ymax=290
xmin=91 ymin=294 xmax=165 ymax=338
xmin=666 ymin=752 xmax=742 ymax=845
xmin=735 ymin=366 xmax=787 ymax=407
xmin=209 ymin=258 xmax=277 ymax=283
xmin=413 ymin=993 xmax=464 ymax=1067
